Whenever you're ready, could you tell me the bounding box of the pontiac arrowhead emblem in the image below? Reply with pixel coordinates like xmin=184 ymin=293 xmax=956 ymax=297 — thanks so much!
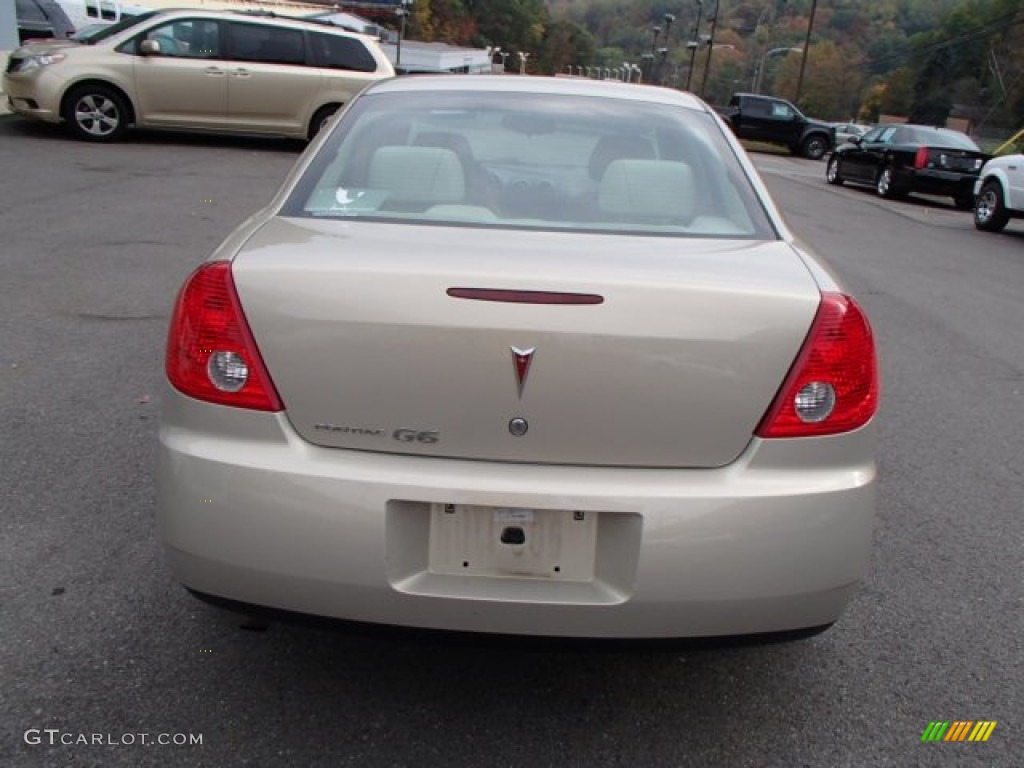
xmin=511 ymin=347 xmax=535 ymax=398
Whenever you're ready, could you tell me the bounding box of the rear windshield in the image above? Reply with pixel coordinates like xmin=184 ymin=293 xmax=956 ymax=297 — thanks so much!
xmin=283 ymin=91 xmax=776 ymax=239
xmin=898 ymin=127 xmax=980 ymax=150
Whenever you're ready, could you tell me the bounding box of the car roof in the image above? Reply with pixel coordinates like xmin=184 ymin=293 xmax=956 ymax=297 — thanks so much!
xmin=146 ymin=7 xmax=379 ymax=39
xmin=366 ymin=76 xmax=710 ymax=111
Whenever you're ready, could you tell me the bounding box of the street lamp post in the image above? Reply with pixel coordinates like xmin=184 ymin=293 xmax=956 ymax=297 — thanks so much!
xmin=698 ymin=0 xmax=720 ymax=98
xmin=753 ymin=47 xmax=802 ymax=94
xmin=639 ymin=52 xmax=654 ymax=83
xmin=685 ymin=0 xmax=704 ymax=92
xmin=487 ymin=45 xmax=502 ymax=73
xmin=518 ymin=51 xmax=530 ymax=76
xmin=394 ymin=0 xmax=412 ymax=69
xmin=659 ymin=13 xmax=675 ymax=86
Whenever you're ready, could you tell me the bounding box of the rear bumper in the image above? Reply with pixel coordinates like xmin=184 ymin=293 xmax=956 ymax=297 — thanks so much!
xmin=904 ymin=168 xmax=978 ymax=197
xmin=157 ymin=386 xmax=877 ymax=639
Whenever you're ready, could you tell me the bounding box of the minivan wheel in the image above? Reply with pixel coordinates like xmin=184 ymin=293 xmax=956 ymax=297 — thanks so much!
xmin=64 ymin=84 xmax=130 ymax=142
xmin=974 ymin=181 xmax=1010 ymax=231
xmin=308 ymin=104 xmax=340 ymax=140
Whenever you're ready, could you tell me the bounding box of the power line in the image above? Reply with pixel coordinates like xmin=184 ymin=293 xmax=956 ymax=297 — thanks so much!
xmin=863 ymin=8 xmax=1024 ymax=71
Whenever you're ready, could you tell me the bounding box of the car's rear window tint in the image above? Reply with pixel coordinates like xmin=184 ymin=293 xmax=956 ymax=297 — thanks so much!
xmin=310 ymin=31 xmax=377 ymax=72
xmin=901 ymin=128 xmax=979 ymax=150
xmin=284 ymin=91 xmax=776 ymax=239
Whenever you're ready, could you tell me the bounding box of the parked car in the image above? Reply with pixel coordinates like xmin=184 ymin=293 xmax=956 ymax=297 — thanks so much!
xmin=973 ymin=153 xmax=1024 ymax=232
xmin=832 ymin=122 xmax=869 ymax=145
xmin=53 ymin=0 xmax=146 ymax=31
xmin=718 ymin=93 xmax=835 ymax=159
xmin=826 ymin=123 xmax=988 ymax=209
xmin=157 ymin=76 xmax=879 ymax=641
xmin=3 ymin=8 xmax=394 ymax=142
xmin=16 ymin=0 xmax=75 ymax=43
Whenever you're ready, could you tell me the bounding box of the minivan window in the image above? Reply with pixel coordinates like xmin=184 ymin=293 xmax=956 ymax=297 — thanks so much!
xmin=89 ymin=11 xmax=156 ymax=44
xmin=310 ymin=31 xmax=377 ymax=72
xmin=227 ymin=23 xmax=306 ymax=66
xmin=144 ymin=20 xmax=222 ymax=59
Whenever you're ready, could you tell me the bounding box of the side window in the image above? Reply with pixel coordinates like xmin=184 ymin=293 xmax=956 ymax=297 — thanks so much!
xmin=227 ymin=23 xmax=306 ymax=66
xmin=86 ymin=0 xmax=99 ymax=18
xmin=861 ymin=127 xmax=884 ymax=143
xmin=744 ymin=99 xmax=771 ymax=118
xmin=310 ymin=32 xmax=378 ymax=72
xmin=771 ymin=102 xmax=794 ymax=119
xmin=99 ymin=0 xmax=117 ymax=21
xmin=877 ymin=126 xmax=899 ymax=144
xmin=143 ymin=20 xmax=221 ymax=59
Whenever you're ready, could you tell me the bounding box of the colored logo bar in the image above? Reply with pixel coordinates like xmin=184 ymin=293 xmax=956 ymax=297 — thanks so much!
xmin=921 ymin=721 xmax=997 ymax=742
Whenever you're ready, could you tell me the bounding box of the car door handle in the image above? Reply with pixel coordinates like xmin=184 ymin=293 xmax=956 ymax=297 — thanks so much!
xmin=204 ymin=67 xmax=225 ymax=76
xmin=231 ymin=68 xmax=251 ymax=78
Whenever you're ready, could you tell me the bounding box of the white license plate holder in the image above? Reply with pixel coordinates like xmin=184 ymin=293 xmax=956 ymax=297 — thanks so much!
xmin=428 ymin=504 xmax=597 ymax=581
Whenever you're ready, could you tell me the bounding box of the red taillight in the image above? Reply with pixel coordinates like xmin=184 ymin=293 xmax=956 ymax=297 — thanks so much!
xmin=166 ymin=261 xmax=282 ymax=411
xmin=755 ymin=293 xmax=877 ymax=438
xmin=914 ymin=146 xmax=929 ymax=169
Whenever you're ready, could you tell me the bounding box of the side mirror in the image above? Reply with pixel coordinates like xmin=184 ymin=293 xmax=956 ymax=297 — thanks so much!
xmin=849 ymin=135 xmax=863 ymax=146
xmin=139 ymin=39 xmax=161 ymax=56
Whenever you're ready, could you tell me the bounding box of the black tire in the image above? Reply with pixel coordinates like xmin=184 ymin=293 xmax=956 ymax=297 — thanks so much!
xmin=63 ymin=84 xmax=130 ymax=142
xmin=875 ymin=166 xmax=904 ymax=199
xmin=801 ymin=134 xmax=829 ymax=160
xmin=825 ymin=154 xmax=844 ymax=185
xmin=974 ymin=180 xmax=1010 ymax=231
xmin=308 ymin=104 xmax=340 ymax=141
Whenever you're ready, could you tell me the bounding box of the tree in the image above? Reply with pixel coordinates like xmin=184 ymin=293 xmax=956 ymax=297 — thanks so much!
xmin=536 ymin=20 xmax=596 ymax=74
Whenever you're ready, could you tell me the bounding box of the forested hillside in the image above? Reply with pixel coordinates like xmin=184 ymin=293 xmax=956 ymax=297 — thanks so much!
xmin=397 ymin=0 xmax=1024 ymax=133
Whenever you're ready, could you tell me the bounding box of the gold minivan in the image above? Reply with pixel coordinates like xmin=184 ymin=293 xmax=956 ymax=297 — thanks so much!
xmin=3 ymin=9 xmax=395 ymax=141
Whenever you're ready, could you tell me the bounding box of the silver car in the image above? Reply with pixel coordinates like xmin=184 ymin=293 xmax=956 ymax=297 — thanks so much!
xmin=158 ymin=76 xmax=879 ymax=640
xmin=832 ymin=122 xmax=869 ymax=146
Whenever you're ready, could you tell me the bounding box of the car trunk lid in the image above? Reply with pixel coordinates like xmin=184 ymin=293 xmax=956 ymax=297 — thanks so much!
xmin=231 ymin=217 xmax=821 ymax=468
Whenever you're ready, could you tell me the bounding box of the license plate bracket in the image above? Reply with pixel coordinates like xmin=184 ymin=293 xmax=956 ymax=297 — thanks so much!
xmin=428 ymin=504 xmax=598 ymax=581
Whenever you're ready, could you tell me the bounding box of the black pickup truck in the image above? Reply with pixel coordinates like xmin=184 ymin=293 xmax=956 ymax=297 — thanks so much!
xmin=718 ymin=93 xmax=835 ymax=160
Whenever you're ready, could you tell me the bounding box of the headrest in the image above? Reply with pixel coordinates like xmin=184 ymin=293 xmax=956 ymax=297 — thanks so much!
xmin=598 ymin=159 xmax=696 ymax=221
xmin=368 ymin=146 xmax=465 ymax=204
xmin=588 ymin=134 xmax=656 ymax=180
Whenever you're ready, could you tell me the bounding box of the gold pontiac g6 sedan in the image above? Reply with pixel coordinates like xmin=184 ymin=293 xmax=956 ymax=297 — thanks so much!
xmin=157 ymin=76 xmax=879 ymax=640
xmin=2 ymin=9 xmax=393 ymax=142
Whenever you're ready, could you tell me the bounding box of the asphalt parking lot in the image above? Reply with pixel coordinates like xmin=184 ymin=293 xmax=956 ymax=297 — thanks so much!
xmin=1 ymin=117 xmax=1021 ymax=767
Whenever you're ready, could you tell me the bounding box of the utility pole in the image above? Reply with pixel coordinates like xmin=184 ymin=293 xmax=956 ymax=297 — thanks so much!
xmin=794 ymin=0 xmax=818 ymax=105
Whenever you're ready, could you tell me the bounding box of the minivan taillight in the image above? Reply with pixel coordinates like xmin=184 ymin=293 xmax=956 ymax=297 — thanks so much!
xmin=755 ymin=293 xmax=877 ymax=438
xmin=166 ymin=261 xmax=282 ymax=411
xmin=914 ymin=146 xmax=929 ymax=169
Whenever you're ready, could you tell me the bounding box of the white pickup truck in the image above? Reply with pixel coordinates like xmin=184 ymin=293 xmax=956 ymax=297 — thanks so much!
xmin=974 ymin=154 xmax=1024 ymax=232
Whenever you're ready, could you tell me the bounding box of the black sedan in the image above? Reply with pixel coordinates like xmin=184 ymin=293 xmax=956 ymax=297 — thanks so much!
xmin=826 ymin=123 xmax=988 ymax=209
